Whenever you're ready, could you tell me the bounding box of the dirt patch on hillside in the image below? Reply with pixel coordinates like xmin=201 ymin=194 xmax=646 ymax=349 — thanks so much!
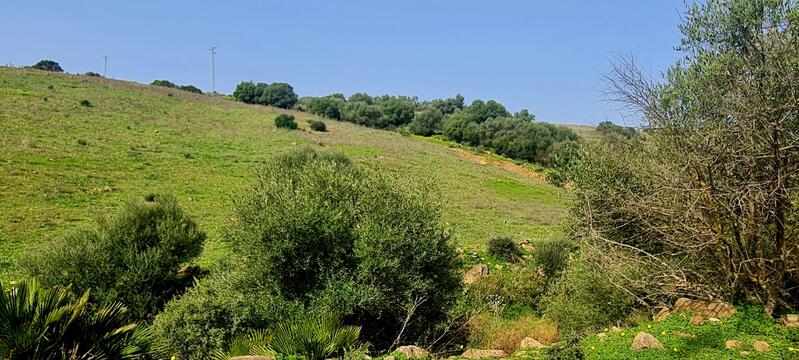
xmin=453 ymin=148 xmax=549 ymax=183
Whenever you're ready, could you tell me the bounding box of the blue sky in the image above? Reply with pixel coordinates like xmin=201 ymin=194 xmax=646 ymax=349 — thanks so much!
xmin=2 ymin=1 xmax=687 ymax=125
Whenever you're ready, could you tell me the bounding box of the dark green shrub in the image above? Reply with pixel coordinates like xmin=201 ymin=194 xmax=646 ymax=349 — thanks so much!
xmin=22 ymin=195 xmax=205 ymax=321
xmin=0 ymin=279 xmax=158 ymax=358
xmin=152 ymin=272 xmax=303 ymax=360
xmin=534 ymin=238 xmax=572 ymax=277
xmin=83 ymin=71 xmax=102 ymax=77
xmin=487 ymin=235 xmax=522 ymax=262
xmin=30 ymin=60 xmax=63 ymax=72
xmin=233 ymin=81 xmax=298 ymax=109
xmin=408 ymin=108 xmax=444 ymax=136
xmin=228 ymin=148 xmax=461 ymax=351
xmin=542 ymin=259 xmax=635 ymax=335
xmin=77 ymin=138 xmax=88 ymax=146
xmin=178 ymin=84 xmax=203 ymax=94
xmin=545 ymin=336 xmax=584 ymax=360
xmin=79 ymin=99 xmax=93 ymax=107
xmin=275 ymin=114 xmax=299 ymax=130
xmin=309 ymin=120 xmax=327 ymax=132
xmin=151 ymin=79 xmax=178 ymax=88
xmin=306 ymin=96 xmax=344 ymax=120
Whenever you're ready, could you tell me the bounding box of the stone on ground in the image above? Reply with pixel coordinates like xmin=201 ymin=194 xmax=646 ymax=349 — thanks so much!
xmin=519 ymin=337 xmax=546 ymax=349
xmin=396 ymin=345 xmax=429 ymax=359
xmin=752 ymin=341 xmax=770 ymax=352
xmin=631 ymin=332 xmax=663 ymax=350
xmin=463 ymin=264 xmax=489 ymax=285
xmin=460 ymin=349 xmax=507 ymax=358
xmin=724 ymin=340 xmax=741 ymax=349
xmin=689 ymin=315 xmax=704 ymax=325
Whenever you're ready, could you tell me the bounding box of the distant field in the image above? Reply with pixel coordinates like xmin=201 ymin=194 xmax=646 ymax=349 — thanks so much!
xmin=0 ymin=67 xmax=569 ymax=277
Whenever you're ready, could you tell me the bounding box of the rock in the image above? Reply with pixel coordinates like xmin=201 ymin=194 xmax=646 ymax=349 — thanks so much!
xmin=396 ymin=345 xmax=429 ymax=359
xmin=463 ymin=264 xmax=489 ymax=285
xmin=654 ymin=308 xmax=670 ymax=322
xmin=597 ymin=333 xmax=607 ymax=342
xmin=631 ymin=332 xmax=664 ymax=350
xmin=519 ymin=239 xmax=535 ymax=252
xmin=672 ymin=298 xmax=736 ymax=318
xmin=231 ymin=357 xmax=274 ymax=360
xmin=676 ymin=332 xmax=696 ymax=339
xmin=780 ymin=314 xmax=799 ymax=327
xmin=689 ymin=315 xmax=704 ymax=325
xmin=460 ymin=349 xmax=507 ymax=359
xmin=725 ymin=340 xmax=741 ymax=349
xmin=520 ymin=337 xmax=547 ymax=349
xmin=611 ymin=326 xmax=622 ymax=333
xmin=753 ymin=341 xmax=770 ymax=352
xmin=708 ymin=317 xmax=721 ymax=323
xmin=740 ymin=351 xmax=750 ymax=356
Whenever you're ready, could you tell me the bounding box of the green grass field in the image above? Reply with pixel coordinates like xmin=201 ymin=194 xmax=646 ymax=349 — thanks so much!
xmin=0 ymin=67 xmax=569 ymax=277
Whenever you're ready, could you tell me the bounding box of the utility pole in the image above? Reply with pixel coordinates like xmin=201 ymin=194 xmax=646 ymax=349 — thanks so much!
xmin=209 ymin=46 xmax=216 ymax=94
xmin=103 ymin=55 xmax=108 ymax=77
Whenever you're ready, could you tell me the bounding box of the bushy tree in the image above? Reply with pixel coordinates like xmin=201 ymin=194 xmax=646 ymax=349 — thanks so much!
xmin=228 ymin=148 xmax=461 ymax=350
xmin=23 ymin=195 xmax=205 ymax=321
xmin=151 ymin=79 xmax=178 ymax=88
xmin=428 ymin=95 xmax=465 ymax=115
xmin=30 ymin=59 xmax=63 ymax=72
xmin=179 ymin=84 xmax=204 ymax=94
xmin=408 ymin=108 xmax=444 ymax=136
xmin=348 ymin=92 xmax=374 ymax=104
xmin=342 ymin=101 xmax=381 ymax=127
xmin=596 ymin=121 xmax=636 ymax=138
xmin=307 ymin=95 xmax=345 ymax=120
xmin=309 ymin=120 xmax=327 ymax=132
xmin=274 ymin=114 xmax=299 ymax=129
xmin=377 ymin=97 xmax=416 ymax=128
xmin=580 ymin=0 xmax=799 ymax=315
xmin=464 ymin=99 xmax=510 ymax=123
xmin=233 ymin=81 xmax=298 ymax=109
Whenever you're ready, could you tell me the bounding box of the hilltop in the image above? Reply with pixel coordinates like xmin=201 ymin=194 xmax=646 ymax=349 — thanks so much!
xmin=0 ymin=67 xmax=568 ymax=276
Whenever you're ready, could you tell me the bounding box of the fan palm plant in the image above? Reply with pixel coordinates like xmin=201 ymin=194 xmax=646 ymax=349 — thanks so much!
xmin=211 ymin=316 xmax=364 ymax=360
xmin=0 ymin=279 xmax=156 ymax=359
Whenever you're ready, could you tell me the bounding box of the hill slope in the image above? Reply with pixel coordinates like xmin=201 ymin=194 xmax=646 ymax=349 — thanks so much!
xmin=0 ymin=67 xmax=568 ymax=276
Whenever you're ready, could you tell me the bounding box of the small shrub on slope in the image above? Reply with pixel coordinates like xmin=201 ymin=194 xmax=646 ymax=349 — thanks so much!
xmin=309 ymin=119 xmax=327 ymax=132
xmin=488 ymin=235 xmax=522 ymax=262
xmin=275 ymin=114 xmax=299 ymax=129
xmin=23 ymin=194 xmax=205 ymax=321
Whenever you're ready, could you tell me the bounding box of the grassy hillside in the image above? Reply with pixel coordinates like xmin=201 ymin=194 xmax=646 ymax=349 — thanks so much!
xmin=0 ymin=67 xmax=568 ymax=276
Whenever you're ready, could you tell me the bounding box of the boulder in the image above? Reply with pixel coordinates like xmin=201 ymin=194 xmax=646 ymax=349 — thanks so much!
xmin=654 ymin=308 xmax=670 ymax=322
xmin=708 ymin=317 xmax=721 ymax=323
xmin=740 ymin=351 xmax=750 ymax=356
xmin=519 ymin=337 xmax=547 ymax=349
xmin=780 ymin=314 xmax=799 ymax=328
xmin=689 ymin=315 xmax=704 ymax=326
xmin=395 ymin=345 xmax=429 ymax=359
xmin=631 ymin=332 xmax=663 ymax=350
xmin=753 ymin=341 xmax=770 ymax=352
xmin=725 ymin=340 xmax=741 ymax=349
xmin=672 ymin=298 xmax=736 ymax=318
xmin=519 ymin=240 xmax=535 ymax=252
xmin=610 ymin=326 xmax=622 ymax=333
xmin=460 ymin=349 xmax=507 ymax=359
xmin=463 ymin=264 xmax=489 ymax=285
xmin=676 ymin=332 xmax=696 ymax=339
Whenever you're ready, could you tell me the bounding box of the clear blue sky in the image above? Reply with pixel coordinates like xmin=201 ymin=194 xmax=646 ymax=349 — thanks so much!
xmin=2 ymin=1 xmax=688 ymax=125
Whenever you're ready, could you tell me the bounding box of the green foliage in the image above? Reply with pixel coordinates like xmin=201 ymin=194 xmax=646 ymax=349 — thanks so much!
xmin=309 ymin=119 xmax=327 ymax=132
xmin=408 ymin=108 xmax=444 ymax=136
xmin=228 ymin=148 xmax=461 ymax=350
xmin=151 ymin=80 xmax=203 ymax=94
xmin=545 ymin=336 xmax=584 ymax=360
xmin=534 ymin=238 xmax=573 ymax=277
xmin=270 ymin=316 xmax=363 ymax=360
xmin=0 ymin=279 xmax=158 ymax=359
xmin=466 ymin=267 xmax=548 ymax=314
xmin=152 ymin=272 xmax=303 ymax=360
xmin=210 ymin=330 xmax=273 ymax=360
xmin=427 ymin=95 xmax=465 ymax=115
xmin=83 ymin=71 xmax=102 ymax=77
xmin=22 ymin=195 xmax=205 ymax=321
xmin=234 ymin=81 xmax=298 ymax=109
xmin=487 ymin=235 xmax=522 ymax=262
xmin=30 ymin=60 xmax=63 ymax=72
xmin=79 ymin=99 xmax=92 ymax=107
xmin=343 ymin=100 xmax=382 ymax=127
xmin=596 ymin=121 xmax=636 ymax=139
xmin=377 ymin=97 xmax=416 ymax=128
xmin=306 ymin=96 xmax=345 ymax=120
xmin=275 ymin=114 xmax=299 ymax=129
xmin=542 ymin=259 xmax=635 ymax=335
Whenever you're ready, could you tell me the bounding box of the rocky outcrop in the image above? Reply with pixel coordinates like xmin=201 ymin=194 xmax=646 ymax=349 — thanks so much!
xmin=725 ymin=340 xmax=741 ymax=349
xmin=753 ymin=341 xmax=770 ymax=352
xmin=631 ymin=332 xmax=663 ymax=350
xmin=463 ymin=264 xmax=489 ymax=285
xmin=672 ymin=298 xmax=736 ymax=318
xmin=395 ymin=345 xmax=429 ymax=359
xmin=519 ymin=337 xmax=546 ymax=349
xmin=780 ymin=314 xmax=799 ymax=328
xmin=460 ymin=349 xmax=507 ymax=358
